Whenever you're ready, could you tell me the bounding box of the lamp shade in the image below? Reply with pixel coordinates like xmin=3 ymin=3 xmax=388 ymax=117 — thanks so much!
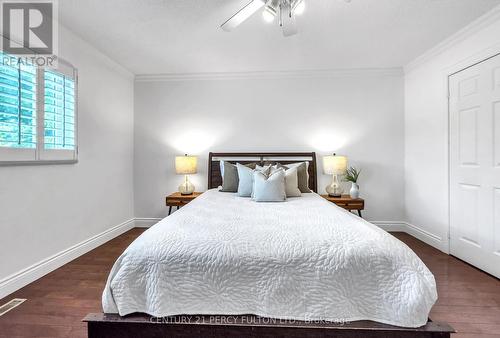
xmin=323 ymin=154 xmax=348 ymax=175
xmin=175 ymin=155 xmax=198 ymax=175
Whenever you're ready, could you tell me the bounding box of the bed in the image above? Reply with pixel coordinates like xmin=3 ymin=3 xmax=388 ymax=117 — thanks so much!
xmin=85 ymin=152 xmax=454 ymax=338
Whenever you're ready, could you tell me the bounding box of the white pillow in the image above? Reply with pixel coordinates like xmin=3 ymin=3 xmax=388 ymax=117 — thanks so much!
xmin=219 ymin=160 xmax=225 ymax=182
xmin=252 ymin=169 xmax=286 ymax=202
xmin=280 ymin=161 xmax=310 ymax=193
xmin=250 ymin=165 xmax=272 ymax=199
xmin=272 ymin=166 xmax=301 ymax=197
xmin=236 ymin=163 xmax=254 ymax=197
xmin=255 ymin=164 xmax=272 ymax=172
xmin=220 ymin=160 xmax=224 ymax=172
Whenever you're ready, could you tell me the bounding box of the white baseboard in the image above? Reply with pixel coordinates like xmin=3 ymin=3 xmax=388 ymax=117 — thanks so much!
xmin=0 ymin=218 xmax=135 ymax=300
xmin=404 ymin=222 xmax=449 ymax=254
xmin=370 ymin=221 xmax=407 ymax=232
xmin=134 ymin=217 xmax=162 ymax=228
xmin=371 ymin=221 xmax=448 ymax=254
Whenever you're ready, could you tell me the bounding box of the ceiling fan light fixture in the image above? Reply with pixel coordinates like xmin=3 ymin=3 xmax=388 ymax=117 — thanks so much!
xmin=220 ymin=0 xmax=315 ymax=35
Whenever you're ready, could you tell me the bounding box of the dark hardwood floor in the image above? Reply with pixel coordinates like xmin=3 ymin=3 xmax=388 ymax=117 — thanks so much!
xmin=0 ymin=229 xmax=499 ymax=337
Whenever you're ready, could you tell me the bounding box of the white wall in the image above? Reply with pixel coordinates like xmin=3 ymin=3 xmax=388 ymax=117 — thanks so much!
xmin=134 ymin=71 xmax=405 ymax=222
xmin=0 ymin=26 xmax=135 ymax=295
xmin=404 ymin=8 xmax=500 ymax=252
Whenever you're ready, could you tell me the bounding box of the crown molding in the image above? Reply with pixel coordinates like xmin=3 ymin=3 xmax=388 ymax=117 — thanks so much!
xmin=405 ymin=4 xmax=500 ymax=74
xmin=135 ymin=67 xmax=403 ymax=82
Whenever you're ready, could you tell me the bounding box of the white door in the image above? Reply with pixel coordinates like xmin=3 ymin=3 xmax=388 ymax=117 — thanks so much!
xmin=449 ymin=53 xmax=500 ymax=278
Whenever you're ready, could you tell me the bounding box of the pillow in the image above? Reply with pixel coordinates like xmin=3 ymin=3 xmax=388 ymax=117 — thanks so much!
xmin=256 ymin=165 xmax=272 ymax=176
xmin=252 ymin=169 xmax=286 ymax=202
xmin=271 ymin=166 xmax=301 ymax=197
xmin=219 ymin=160 xmax=225 ymax=177
xmin=262 ymin=161 xmax=276 ymax=167
xmin=277 ymin=162 xmax=311 ymax=193
xmin=255 ymin=164 xmax=272 ymax=172
xmin=220 ymin=161 xmax=256 ymax=192
xmin=251 ymin=165 xmax=272 ymax=198
xmin=220 ymin=161 xmax=239 ymax=192
xmin=236 ymin=163 xmax=254 ymax=197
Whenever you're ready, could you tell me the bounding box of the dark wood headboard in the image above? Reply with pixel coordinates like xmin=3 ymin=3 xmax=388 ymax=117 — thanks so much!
xmin=208 ymin=152 xmax=318 ymax=193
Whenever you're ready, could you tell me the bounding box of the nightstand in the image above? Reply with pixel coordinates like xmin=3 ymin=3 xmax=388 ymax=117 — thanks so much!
xmin=166 ymin=192 xmax=202 ymax=215
xmin=321 ymin=195 xmax=365 ymax=218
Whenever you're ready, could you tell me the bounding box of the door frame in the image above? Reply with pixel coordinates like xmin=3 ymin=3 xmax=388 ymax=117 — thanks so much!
xmin=446 ymin=44 xmax=500 ymax=254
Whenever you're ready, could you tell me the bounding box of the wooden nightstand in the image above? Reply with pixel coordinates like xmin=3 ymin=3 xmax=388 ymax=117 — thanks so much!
xmin=166 ymin=192 xmax=202 ymax=215
xmin=321 ymin=195 xmax=365 ymax=218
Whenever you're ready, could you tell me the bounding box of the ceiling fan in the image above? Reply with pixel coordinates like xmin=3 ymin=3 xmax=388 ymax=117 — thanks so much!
xmin=220 ymin=0 xmax=306 ymax=37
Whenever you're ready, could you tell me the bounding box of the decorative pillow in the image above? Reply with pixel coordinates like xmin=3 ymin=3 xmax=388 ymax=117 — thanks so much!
xmin=220 ymin=161 xmax=256 ymax=192
xmin=219 ymin=160 xmax=225 ymax=177
xmin=257 ymin=165 xmax=272 ymax=176
xmin=271 ymin=166 xmax=301 ymax=197
xmin=255 ymin=164 xmax=272 ymax=172
xmin=252 ymin=169 xmax=286 ymax=202
xmin=236 ymin=163 xmax=254 ymax=197
xmin=250 ymin=165 xmax=272 ymax=198
xmin=220 ymin=161 xmax=239 ymax=192
xmin=277 ymin=162 xmax=311 ymax=193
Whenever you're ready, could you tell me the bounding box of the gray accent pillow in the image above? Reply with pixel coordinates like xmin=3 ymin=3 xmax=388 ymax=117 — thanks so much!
xmin=220 ymin=161 xmax=256 ymax=192
xmin=252 ymin=169 xmax=286 ymax=202
xmin=277 ymin=162 xmax=311 ymax=193
xmin=236 ymin=163 xmax=254 ymax=197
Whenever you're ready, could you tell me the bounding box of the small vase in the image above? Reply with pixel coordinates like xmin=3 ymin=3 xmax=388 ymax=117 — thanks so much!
xmin=349 ymin=183 xmax=359 ymax=199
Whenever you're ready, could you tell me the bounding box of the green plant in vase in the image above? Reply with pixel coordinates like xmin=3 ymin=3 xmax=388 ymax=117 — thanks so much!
xmin=344 ymin=166 xmax=361 ymax=199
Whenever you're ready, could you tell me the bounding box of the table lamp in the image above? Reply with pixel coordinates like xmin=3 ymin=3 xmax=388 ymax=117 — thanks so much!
xmin=323 ymin=153 xmax=348 ymax=197
xmin=175 ymin=154 xmax=197 ymax=195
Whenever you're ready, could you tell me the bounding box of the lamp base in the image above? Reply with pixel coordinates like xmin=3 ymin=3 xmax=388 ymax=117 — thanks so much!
xmin=325 ymin=173 xmax=343 ymax=197
xmin=178 ymin=175 xmax=195 ymax=195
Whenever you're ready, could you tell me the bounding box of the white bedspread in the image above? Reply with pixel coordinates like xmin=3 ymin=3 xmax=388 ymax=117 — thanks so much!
xmin=102 ymin=189 xmax=437 ymax=327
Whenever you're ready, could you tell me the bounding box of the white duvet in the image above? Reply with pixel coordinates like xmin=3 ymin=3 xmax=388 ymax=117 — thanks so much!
xmin=102 ymin=189 xmax=437 ymax=327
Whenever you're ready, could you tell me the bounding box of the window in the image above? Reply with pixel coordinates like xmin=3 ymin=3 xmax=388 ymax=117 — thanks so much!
xmin=0 ymin=54 xmax=77 ymax=164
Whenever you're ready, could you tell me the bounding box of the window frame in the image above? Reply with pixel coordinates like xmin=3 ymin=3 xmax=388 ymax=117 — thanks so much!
xmin=0 ymin=58 xmax=78 ymax=166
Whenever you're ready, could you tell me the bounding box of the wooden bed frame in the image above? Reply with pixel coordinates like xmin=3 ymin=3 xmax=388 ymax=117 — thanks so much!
xmin=84 ymin=313 xmax=454 ymax=338
xmin=84 ymin=152 xmax=454 ymax=338
xmin=208 ymin=151 xmax=318 ymax=192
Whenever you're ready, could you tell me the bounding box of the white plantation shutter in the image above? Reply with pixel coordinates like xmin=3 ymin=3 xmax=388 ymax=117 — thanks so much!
xmin=44 ymin=71 xmax=75 ymax=149
xmin=39 ymin=60 xmax=77 ymax=161
xmin=0 ymin=53 xmax=38 ymax=161
xmin=0 ymin=54 xmax=78 ymax=164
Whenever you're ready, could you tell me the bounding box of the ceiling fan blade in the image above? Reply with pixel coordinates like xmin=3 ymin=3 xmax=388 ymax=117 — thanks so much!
xmin=221 ymin=0 xmax=266 ymax=32
xmin=281 ymin=2 xmax=298 ymax=36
